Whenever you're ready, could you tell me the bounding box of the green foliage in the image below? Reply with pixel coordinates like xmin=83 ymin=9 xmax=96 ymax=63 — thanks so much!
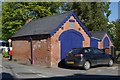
xmin=107 ymin=19 xmax=120 ymax=50
xmin=2 ymin=2 xmax=60 ymax=40
xmin=107 ymin=22 xmax=116 ymax=42
xmin=2 ymin=2 xmax=111 ymax=41
xmin=116 ymin=51 xmax=120 ymax=55
xmin=61 ymin=2 xmax=111 ymax=32
xmin=3 ymin=50 xmax=9 ymax=58
xmin=0 ymin=14 xmax=2 ymax=38
xmin=113 ymin=20 xmax=120 ymax=50
xmin=0 ymin=3 xmax=2 ymax=38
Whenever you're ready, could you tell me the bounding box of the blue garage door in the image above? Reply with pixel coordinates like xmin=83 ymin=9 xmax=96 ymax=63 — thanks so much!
xmin=59 ymin=29 xmax=84 ymax=60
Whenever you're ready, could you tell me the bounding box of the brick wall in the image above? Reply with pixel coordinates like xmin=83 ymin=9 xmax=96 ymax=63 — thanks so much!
xmin=12 ymin=40 xmax=31 ymax=64
xmin=32 ymin=38 xmax=51 ymax=67
xmin=12 ymin=36 xmax=51 ymax=67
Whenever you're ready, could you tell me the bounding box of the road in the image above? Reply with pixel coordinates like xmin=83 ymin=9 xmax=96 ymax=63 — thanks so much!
xmin=1 ymin=57 xmax=120 ymax=80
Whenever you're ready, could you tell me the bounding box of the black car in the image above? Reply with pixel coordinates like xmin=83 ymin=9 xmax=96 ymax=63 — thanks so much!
xmin=65 ymin=47 xmax=114 ymax=70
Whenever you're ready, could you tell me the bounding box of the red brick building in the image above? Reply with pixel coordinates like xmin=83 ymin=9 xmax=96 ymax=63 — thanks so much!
xmin=12 ymin=12 xmax=113 ymax=67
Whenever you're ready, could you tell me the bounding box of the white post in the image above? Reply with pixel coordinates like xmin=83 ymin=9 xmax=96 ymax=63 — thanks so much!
xmin=8 ymin=39 xmax=12 ymax=47
xmin=8 ymin=39 xmax=12 ymax=60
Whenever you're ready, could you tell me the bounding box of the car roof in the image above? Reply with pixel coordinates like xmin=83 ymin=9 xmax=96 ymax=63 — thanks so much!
xmin=72 ymin=47 xmax=98 ymax=50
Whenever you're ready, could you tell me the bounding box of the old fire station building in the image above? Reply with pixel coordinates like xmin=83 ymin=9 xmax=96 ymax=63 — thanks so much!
xmin=12 ymin=12 xmax=113 ymax=67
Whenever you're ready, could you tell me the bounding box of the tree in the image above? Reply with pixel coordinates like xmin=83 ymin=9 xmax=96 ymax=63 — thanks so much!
xmin=0 ymin=2 xmax=2 ymax=38
xmin=61 ymin=2 xmax=111 ymax=32
xmin=0 ymin=12 xmax=2 ymax=38
xmin=113 ymin=20 xmax=120 ymax=50
xmin=2 ymin=2 xmax=111 ymax=40
xmin=107 ymin=19 xmax=120 ymax=51
xmin=2 ymin=2 xmax=60 ymax=40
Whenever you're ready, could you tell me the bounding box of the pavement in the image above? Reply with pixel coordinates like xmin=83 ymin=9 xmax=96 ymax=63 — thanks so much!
xmin=1 ymin=57 xmax=120 ymax=80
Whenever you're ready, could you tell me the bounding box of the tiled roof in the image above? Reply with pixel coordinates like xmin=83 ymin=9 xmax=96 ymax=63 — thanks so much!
xmin=92 ymin=31 xmax=106 ymax=40
xmin=12 ymin=12 xmax=70 ymax=38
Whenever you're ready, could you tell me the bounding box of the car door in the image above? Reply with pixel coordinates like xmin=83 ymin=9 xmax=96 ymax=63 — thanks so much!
xmin=97 ymin=49 xmax=110 ymax=64
xmin=93 ymin=48 xmax=110 ymax=64
xmin=82 ymin=48 xmax=97 ymax=66
xmin=92 ymin=48 xmax=105 ymax=65
xmin=98 ymin=49 xmax=110 ymax=64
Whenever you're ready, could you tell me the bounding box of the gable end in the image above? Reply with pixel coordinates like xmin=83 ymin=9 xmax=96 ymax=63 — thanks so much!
xmin=50 ymin=12 xmax=92 ymax=37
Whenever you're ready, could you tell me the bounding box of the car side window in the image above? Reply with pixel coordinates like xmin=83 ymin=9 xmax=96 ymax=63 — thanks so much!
xmin=88 ymin=48 xmax=93 ymax=53
xmin=93 ymin=48 xmax=104 ymax=54
xmin=83 ymin=48 xmax=92 ymax=54
xmin=98 ymin=49 xmax=104 ymax=54
xmin=84 ymin=49 xmax=88 ymax=53
xmin=69 ymin=49 xmax=81 ymax=54
xmin=93 ymin=48 xmax=99 ymax=54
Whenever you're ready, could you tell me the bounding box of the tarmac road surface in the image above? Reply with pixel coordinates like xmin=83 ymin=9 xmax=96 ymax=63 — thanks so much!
xmin=1 ymin=57 xmax=120 ymax=80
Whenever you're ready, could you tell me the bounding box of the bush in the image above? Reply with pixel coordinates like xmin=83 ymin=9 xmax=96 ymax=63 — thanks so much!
xmin=3 ymin=51 xmax=9 ymax=58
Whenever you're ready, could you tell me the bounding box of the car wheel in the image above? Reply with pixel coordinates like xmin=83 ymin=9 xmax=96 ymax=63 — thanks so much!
xmin=83 ymin=61 xmax=91 ymax=70
xmin=108 ymin=59 xmax=113 ymax=67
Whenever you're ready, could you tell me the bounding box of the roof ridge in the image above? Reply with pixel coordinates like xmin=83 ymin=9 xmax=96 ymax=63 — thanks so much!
xmin=24 ymin=11 xmax=72 ymax=26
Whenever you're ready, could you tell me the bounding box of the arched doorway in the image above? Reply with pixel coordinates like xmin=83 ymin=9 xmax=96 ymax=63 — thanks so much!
xmin=59 ymin=29 xmax=84 ymax=60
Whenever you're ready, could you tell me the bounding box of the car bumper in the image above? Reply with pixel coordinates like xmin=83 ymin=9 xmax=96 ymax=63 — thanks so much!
xmin=65 ymin=59 xmax=85 ymax=67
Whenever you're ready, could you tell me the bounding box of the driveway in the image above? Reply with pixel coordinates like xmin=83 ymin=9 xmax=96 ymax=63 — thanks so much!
xmin=1 ymin=58 xmax=120 ymax=80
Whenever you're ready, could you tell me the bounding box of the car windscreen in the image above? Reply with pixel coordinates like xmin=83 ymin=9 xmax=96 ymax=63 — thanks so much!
xmin=68 ymin=49 xmax=82 ymax=54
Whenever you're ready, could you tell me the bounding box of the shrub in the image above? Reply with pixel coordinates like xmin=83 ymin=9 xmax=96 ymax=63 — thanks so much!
xmin=3 ymin=51 xmax=9 ymax=58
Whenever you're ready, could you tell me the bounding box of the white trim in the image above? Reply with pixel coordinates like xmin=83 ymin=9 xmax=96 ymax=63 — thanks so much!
xmin=91 ymin=37 xmax=101 ymax=40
